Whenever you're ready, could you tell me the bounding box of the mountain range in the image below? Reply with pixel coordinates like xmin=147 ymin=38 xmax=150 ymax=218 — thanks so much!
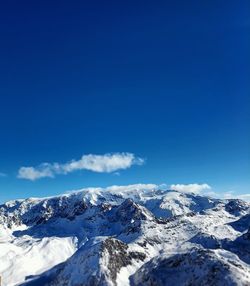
xmin=0 ymin=185 xmax=250 ymax=286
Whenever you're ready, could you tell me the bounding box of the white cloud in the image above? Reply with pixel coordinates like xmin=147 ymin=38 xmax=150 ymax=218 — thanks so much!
xmin=171 ymin=186 xmax=250 ymax=202
xmin=68 ymin=184 xmax=161 ymax=199
xmin=17 ymin=153 xmax=145 ymax=181
xmin=68 ymin=184 xmax=250 ymax=203
xmin=18 ymin=164 xmax=54 ymax=181
xmin=60 ymin=153 xmax=144 ymax=173
xmin=170 ymin=183 xmax=211 ymax=194
xmin=70 ymin=183 xmax=250 ymax=202
xmin=238 ymin=194 xmax=250 ymax=201
xmin=105 ymin=183 xmax=159 ymax=193
xmin=220 ymin=191 xmax=250 ymax=202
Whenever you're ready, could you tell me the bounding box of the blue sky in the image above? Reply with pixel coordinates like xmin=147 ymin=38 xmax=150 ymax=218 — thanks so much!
xmin=0 ymin=1 xmax=249 ymax=202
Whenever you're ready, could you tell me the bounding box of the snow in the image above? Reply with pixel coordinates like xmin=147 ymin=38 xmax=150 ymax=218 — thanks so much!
xmin=0 ymin=185 xmax=249 ymax=285
xmin=0 ymin=236 xmax=76 ymax=286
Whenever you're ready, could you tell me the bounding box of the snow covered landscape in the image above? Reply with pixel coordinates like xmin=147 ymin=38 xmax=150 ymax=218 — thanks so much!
xmin=1 ymin=185 xmax=250 ymax=286
xmin=1 ymin=1 xmax=249 ymax=285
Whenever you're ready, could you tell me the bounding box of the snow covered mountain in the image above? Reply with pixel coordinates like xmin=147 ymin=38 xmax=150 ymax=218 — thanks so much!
xmin=0 ymin=185 xmax=250 ymax=286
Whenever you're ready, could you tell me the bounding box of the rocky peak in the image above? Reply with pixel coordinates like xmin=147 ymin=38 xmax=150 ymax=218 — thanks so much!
xmin=225 ymin=199 xmax=250 ymax=216
xmin=112 ymin=198 xmax=151 ymax=224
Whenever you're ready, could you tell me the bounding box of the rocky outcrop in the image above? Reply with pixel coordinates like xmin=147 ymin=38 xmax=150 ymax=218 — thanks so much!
xmin=225 ymin=200 xmax=250 ymax=216
xmin=130 ymin=248 xmax=250 ymax=286
xmin=1 ymin=188 xmax=250 ymax=286
xmin=22 ymin=238 xmax=146 ymax=286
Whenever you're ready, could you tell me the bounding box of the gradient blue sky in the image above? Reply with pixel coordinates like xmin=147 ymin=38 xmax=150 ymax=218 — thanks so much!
xmin=0 ymin=0 xmax=249 ymax=202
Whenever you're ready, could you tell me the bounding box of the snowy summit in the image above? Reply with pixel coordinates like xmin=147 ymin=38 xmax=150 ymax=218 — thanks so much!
xmin=0 ymin=184 xmax=250 ymax=286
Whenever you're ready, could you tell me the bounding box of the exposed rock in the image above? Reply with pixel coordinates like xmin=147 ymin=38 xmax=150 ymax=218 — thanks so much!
xmin=21 ymin=238 xmax=146 ymax=286
xmin=190 ymin=232 xmax=222 ymax=249
xmin=130 ymin=248 xmax=250 ymax=286
xmin=1 ymin=188 xmax=250 ymax=286
xmin=225 ymin=200 xmax=250 ymax=216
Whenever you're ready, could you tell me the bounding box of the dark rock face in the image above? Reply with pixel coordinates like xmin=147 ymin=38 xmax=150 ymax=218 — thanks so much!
xmin=224 ymin=227 xmax=250 ymax=264
xmin=21 ymin=238 xmax=146 ymax=286
xmin=243 ymin=228 xmax=250 ymax=240
xmin=225 ymin=200 xmax=249 ymax=216
xmin=229 ymin=214 xmax=250 ymax=232
xmin=6 ymin=214 xmax=22 ymax=228
xmin=100 ymin=202 xmax=112 ymax=212
xmin=189 ymin=232 xmax=222 ymax=249
xmin=0 ymin=196 xmax=89 ymax=228
xmin=130 ymin=248 xmax=248 ymax=286
xmin=101 ymin=238 xmax=146 ymax=285
xmin=2 ymin=189 xmax=250 ymax=286
xmin=113 ymin=199 xmax=148 ymax=223
xmin=106 ymin=199 xmax=154 ymax=236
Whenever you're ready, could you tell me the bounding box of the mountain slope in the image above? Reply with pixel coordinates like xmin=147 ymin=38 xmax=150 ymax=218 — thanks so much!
xmin=130 ymin=248 xmax=250 ymax=286
xmin=22 ymin=237 xmax=146 ymax=286
xmin=0 ymin=186 xmax=249 ymax=286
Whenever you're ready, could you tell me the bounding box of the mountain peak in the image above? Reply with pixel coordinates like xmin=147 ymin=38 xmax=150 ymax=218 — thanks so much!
xmin=0 ymin=187 xmax=249 ymax=286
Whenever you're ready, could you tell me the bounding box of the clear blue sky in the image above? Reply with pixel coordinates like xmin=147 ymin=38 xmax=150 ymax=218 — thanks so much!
xmin=0 ymin=1 xmax=249 ymax=202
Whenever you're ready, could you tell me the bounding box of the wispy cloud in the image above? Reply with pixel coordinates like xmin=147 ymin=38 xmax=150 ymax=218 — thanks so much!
xmin=237 ymin=194 xmax=250 ymax=201
xmin=68 ymin=184 xmax=161 ymax=197
xmin=0 ymin=172 xmax=7 ymax=177
xmin=104 ymin=183 xmax=158 ymax=193
xmin=219 ymin=191 xmax=250 ymax=202
xmin=171 ymin=186 xmax=250 ymax=202
xmin=81 ymin=184 xmax=250 ymax=202
xmin=170 ymin=183 xmax=211 ymax=194
xmin=17 ymin=153 xmax=145 ymax=181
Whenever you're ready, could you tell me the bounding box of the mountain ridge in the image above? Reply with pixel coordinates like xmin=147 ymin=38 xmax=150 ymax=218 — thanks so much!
xmin=0 ymin=186 xmax=249 ymax=286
